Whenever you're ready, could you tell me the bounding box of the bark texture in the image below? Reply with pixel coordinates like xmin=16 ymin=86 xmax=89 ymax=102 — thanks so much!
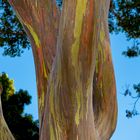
xmin=7 ymin=0 xmax=117 ymax=140
xmin=0 ymin=84 xmax=15 ymax=140
xmin=93 ymin=1 xmax=117 ymax=140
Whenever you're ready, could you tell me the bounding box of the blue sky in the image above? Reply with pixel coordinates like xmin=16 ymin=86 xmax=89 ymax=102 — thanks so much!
xmin=111 ymin=34 xmax=140 ymax=140
xmin=0 ymin=33 xmax=140 ymax=139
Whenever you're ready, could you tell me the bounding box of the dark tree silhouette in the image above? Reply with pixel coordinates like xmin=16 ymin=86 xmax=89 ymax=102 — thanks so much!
xmin=0 ymin=73 xmax=39 ymax=140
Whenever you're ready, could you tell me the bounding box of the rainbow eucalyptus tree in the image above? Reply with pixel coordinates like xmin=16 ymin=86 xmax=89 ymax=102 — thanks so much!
xmin=5 ymin=0 xmax=117 ymax=139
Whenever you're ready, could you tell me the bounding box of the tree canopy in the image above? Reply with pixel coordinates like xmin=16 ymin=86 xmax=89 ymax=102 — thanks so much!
xmin=109 ymin=0 xmax=140 ymax=57
xmin=0 ymin=0 xmax=30 ymax=57
xmin=0 ymin=73 xmax=39 ymax=140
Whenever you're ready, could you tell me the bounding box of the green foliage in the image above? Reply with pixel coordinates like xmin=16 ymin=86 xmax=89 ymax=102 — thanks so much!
xmin=116 ymin=0 xmax=140 ymax=39
xmin=122 ymin=44 xmax=140 ymax=58
xmin=109 ymin=0 xmax=140 ymax=38
xmin=109 ymin=0 xmax=140 ymax=57
xmin=0 ymin=73 xmax=39 ymax=140
xmin=0 ymin=72 xmax=15 ymax=98
xmin=123 ymin=84 xmax=140 ymax=118
xmin=0 ymin=0 xmax=30 ymax=57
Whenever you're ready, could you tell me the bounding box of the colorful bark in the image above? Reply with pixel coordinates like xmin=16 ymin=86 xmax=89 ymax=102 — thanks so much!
xmin=93 ymin=1 xmax=118 ymax=140
xmin=7 ymin=0 xmax=117 ymax=140
xmin=8 ymin=0 xmax=60 ymax=125
xmin=0 ymin=84 xmax=15 ymax=140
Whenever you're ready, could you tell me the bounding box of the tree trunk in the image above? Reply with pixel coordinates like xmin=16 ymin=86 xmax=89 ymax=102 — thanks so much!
xmin=0 ymin=84 xmax=15 ymax=140
xmin=7 ymin=0 xmax=117 ymax=140
xmin=93 ymin=1 xmax=117 ymax=139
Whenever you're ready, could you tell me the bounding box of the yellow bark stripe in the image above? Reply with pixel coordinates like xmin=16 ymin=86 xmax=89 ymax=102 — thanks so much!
xmin=50 ymin=123 xmax=55 ymax=140
xmin=24 ymin=22 xmax=40 ymax=48
xmin=75 ymin=89 xmax=81 ymax=126
xmin=100 ymin=23 xmax=105 ymax=42
xmin=43 ymin=61 xmax=47 ymax=79
xmin=71 ymin=0 xmax=87 ymax=126
xmin=25 ymin=23 xmax=48 ymax=80
xmin=71 ymin=0 xmax=87 ymax=66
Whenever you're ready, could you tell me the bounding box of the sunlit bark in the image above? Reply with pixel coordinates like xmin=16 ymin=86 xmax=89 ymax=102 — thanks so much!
xmin=7 ymin=0 xmax=118 ymax=140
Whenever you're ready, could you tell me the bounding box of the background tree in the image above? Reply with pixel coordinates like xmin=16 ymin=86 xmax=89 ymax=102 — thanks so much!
xmin=0 ymin=73 xmax=39 ymax=140
xmin=109 ymin=0 xmax=140 ymax=57
xmin=0 ymin=0 xmax=30 ymax=57
xmin=0 ymin=74 xmax=14 ymax=140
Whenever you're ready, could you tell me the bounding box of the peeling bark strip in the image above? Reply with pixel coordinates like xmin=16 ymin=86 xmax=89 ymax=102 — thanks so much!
xmin=8 ymin=0 xmax=117 ymax=140
xmin=0 ymin=85 xmax=15 ymax=140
